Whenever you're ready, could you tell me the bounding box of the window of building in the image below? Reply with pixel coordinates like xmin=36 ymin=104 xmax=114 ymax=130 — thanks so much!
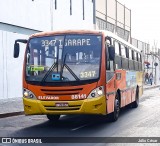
xmin=135 ymin=52 xmax=138 ymax=61
xmin=125 ymin=47 xmax=129 ymax=58
xmin=138 ymin=53 xmax=142 ymax=62
xmin=132 ymin=50 xmax=135 ymax=60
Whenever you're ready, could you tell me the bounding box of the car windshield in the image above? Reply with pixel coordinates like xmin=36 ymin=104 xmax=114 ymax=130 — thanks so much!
xmin=25 ymin=34 xmax=102 ymax=84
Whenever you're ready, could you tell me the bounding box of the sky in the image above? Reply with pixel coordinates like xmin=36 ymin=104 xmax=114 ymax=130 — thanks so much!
xmin=118 ymin=0 xmax=160 ymax=48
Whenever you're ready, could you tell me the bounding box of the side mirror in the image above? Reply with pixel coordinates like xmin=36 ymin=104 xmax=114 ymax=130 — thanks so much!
xmin=13 ymin=39 xmax=28 ymax=58
xmin=108 ymin=45 xmax=115 ymax=60
xmin=14 ymin=42 xmax=20 ymax=58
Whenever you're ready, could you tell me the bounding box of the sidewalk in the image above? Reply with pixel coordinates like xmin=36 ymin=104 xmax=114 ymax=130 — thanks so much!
xmin=143 ymin=83 xmax=160 ymax=90
xmin=0 ymin=97 xmax=24 ymax=118
xmin=0 ymin=84 xmax=160 ymax=118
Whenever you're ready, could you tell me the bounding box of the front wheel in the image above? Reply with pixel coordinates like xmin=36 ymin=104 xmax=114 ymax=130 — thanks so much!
xmin=47 ymin=115 xmax=60 ymax=122
xmin=109 ymin=93 xmax=120 ymax=122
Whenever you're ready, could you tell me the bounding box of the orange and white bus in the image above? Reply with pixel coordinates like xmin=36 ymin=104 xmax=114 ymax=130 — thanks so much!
xmin=14 ymin=30 xmax=143 ymax=122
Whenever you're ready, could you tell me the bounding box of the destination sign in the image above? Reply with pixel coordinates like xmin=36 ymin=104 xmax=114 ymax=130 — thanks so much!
xmin=65 ymin=39 xmax=91 ymax=46
xmin=41 ymin=38 xmax=91 ymax=47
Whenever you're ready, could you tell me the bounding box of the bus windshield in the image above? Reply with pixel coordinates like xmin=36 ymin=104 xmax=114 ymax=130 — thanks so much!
xmin=25 ymin=34 xmax=102 ymax=83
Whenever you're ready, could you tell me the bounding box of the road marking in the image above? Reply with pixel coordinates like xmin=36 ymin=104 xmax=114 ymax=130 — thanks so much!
xmin=71 ymin=124 xmax=89 ymax=131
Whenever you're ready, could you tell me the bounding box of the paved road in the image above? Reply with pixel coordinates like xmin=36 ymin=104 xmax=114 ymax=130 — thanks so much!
xmin=0 ymin=88 xmax=160 ymax=146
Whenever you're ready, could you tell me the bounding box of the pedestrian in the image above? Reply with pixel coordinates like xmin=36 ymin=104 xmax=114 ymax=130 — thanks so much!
xmin=145 ymin=73 xmax=149 ymax=84
xmin=149 ymin=73 xmax=153 ymax=85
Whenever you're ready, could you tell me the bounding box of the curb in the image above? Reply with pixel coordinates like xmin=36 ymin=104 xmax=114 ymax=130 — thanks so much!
xmin=144 ymin=85 xmax=160 ymax=90
xmin=0 ymin=111 xmax=24 ymax=118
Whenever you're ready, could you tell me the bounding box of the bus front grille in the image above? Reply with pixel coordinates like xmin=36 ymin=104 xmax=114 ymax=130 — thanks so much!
xmin=41 ymin=88 xmax=83 ymax=96
xmin=44 ymin=105 xmax=81 ymax=111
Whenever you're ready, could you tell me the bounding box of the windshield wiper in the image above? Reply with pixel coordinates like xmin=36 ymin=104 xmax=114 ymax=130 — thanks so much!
xmin=61 ymin=53 xmax=80 ymax=81
xmin=64 ymin=64 xmax=80 ymax=81
xmin=40 ymin=62 xmax=57 ymax=85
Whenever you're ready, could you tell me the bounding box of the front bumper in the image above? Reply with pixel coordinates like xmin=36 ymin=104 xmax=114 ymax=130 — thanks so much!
xmin=23 ymin=96 xmax=106 ymax=115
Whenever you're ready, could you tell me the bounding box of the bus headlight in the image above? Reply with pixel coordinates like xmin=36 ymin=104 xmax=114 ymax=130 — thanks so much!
xmin=87 ymin=86 xmax=104 ymax=98
xmin=23 ymin=88 xmax=37 ymax=99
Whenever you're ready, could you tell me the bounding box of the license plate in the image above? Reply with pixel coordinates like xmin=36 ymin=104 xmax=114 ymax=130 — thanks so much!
xmin=55 ymin=103 xmax=69 ymax=107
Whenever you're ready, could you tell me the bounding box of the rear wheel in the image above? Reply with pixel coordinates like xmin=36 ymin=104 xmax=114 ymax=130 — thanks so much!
xmin=109 ymin=93 xmax=120 ymax=122
xmin=47 ymin=115 xmax=60 ymax=122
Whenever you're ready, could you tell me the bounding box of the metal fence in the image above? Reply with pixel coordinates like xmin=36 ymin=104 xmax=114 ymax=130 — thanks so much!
xmin=131 ymin=37 xmax=150 ymax=54
xmin=95 ymin=0 xmax=131 ymax=42
xmin=95 ymin=0 xmax=151 ymax=54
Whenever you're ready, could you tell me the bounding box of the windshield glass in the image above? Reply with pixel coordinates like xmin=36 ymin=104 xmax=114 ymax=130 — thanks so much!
xmin=25 ymin=34 xmax=102 ymax=83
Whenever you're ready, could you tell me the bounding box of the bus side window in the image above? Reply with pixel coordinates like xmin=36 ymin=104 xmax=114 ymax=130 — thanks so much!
xmin=110 ymin=61 xmax=114 ymax=71
xmin=135 ymin=52 xmax=139 ymax=71
xmin=106 ymin=53 xmax=114 ymax=71
xmin=115 ymin=41 xmax=120 ymax=55
xmin=125 ymin=47 xmax=129 ymax=69
xmin=136 ymin=52 xmax=138 ymax=61
xmin=129 ymin=48 xmax=133 ymax=70
xmin=106 ymin=37 xmax=111 ymax=47
xmin=129 ymin=48 xmax=132 ymax=60
xmin=138 ymin=53 xmax=142 ymax=71
xmin=106 ymin=37 xmax=114 ymax=71
xmin=140 ymin=54 xmax=142 ymax=71
xmin=106 ymin=45 xmax=110 ymax=70
xmin=121 ymin=44 xmax=128 ymax=69
xmin=120 ymin=44 xmax=126 ymax=58
xmin=114 ymin=41 xmax=121 ymax=69
xmin=131 ymin=50 xmax=135 ymax=70
xmin=106 ymin=38 xmax=114 ymax=82
xmin=132 ymin=50 xmax=135 ymax=59
xmin=132 ymin=51 xmax=138 ymax=71
xmin=105 ymin=37 xmax=110 ymax=70
xmin=139 ymin=53 xmax=142 ymax=62
xmin=125 ymin=47 xmax=129 ymax=58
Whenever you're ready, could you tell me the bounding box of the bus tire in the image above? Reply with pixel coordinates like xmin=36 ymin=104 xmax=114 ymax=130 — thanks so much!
xmin=47 ymin=115 xmax=60 ymax=122
xmin=132 ymin=88 xmax=139 ymax=108
xmin=109 ymin=93 xmax=120 ymax=122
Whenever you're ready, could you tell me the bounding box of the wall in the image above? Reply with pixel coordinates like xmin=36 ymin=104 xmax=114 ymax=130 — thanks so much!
xmin=0 ymin=0 xmax=93 ymax=31
xmin=52 ymin=0 xmax=93 ymax=30
xmin=0 ymin=0 xmax=51 ymax=31
xmin=0 ymin=0 xmax=93 ymax=99
xmin=0 ymin=31 xmax=28 ymax=99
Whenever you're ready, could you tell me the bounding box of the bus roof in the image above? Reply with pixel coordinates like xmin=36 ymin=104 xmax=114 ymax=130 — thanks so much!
xmin=101 ymin=30 xmax=141 ymax=53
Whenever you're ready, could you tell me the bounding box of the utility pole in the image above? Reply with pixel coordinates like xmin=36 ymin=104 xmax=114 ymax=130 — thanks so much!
xmin=93 ymin=0 xmax=96 ymax=29
xmin=153 ymin=40 xmax=158 ymax=85
xmin=50 ymin=0 xmax=53 ymax=30
xmin=155 ymin=63 xmax=157 ymax=85
xmin=115 ymin=0 xmax=117 ymax=34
